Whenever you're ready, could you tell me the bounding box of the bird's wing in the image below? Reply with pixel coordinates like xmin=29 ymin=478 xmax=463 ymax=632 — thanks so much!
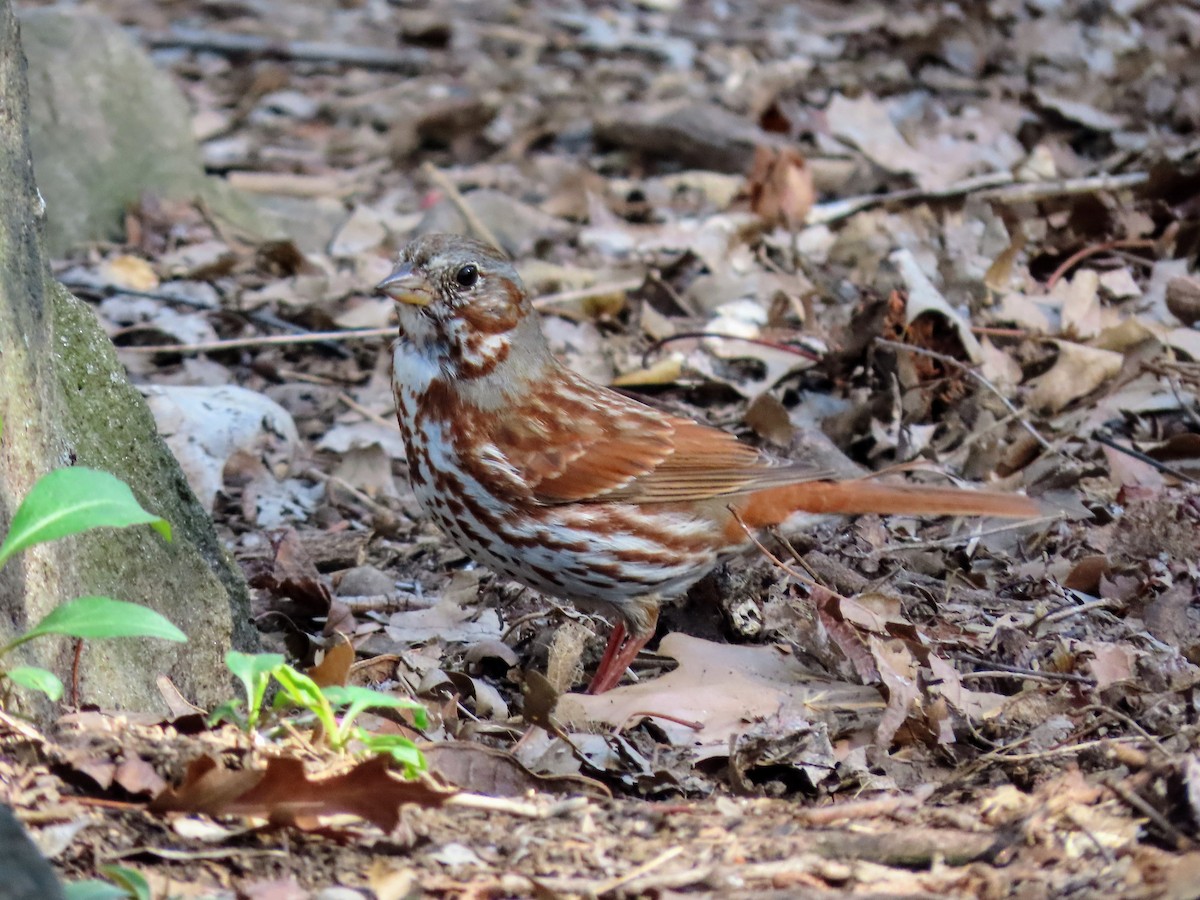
xmin=487 ymin=369 xmax=832 ymax=505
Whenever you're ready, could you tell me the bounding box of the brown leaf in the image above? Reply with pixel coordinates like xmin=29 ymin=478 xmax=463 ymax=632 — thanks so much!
xmin=114 ymin=758 xmax=168 ymax=797
xmin=747 ymin=146 xmax=814 ymax=229
xmin=307 ymin=635 xmax=355 ymax=688
xmin=815 ymin=588 xmax=880 ymax=684
xmin=246 ymin=528 xmax=333 ymax=615
xmin=421 ymin=741 xmax=609 ymax=799
xmin=560 ymin=633 xmax=879 ymax=754
xmin=149 ymin=754 xmax=455 ymax=832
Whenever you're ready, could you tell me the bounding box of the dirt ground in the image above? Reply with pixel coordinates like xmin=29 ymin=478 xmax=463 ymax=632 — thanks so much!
xmin=3 ymin=0 xmax=1200 ymax=897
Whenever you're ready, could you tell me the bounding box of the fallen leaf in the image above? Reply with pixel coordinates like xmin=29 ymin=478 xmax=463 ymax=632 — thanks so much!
xmin=421 ymin=742 xmax=609 ymax=798
xmin=98 ymin=254 xmax=159 ymax=291
xmin=747 ymin=146 xmax=814 ymax=229
xmin=149 ymin=754 xmax=454 ymax=832
xmin=1026 ymin=340 xmax=1123 ymax=413
xmin=559 ymin=633 xmax=880 ymax=754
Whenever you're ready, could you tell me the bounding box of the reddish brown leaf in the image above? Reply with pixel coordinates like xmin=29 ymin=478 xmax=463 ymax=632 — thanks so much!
xmin=307 ymin=635 xmax=355 ymax=688
xmin=149 ymin=754 xmax=455 ymax=832
xmin=815 ymin=587 xmax=880 ymax=684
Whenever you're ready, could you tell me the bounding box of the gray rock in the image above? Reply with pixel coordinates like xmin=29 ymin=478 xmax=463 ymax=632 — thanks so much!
xmin=21 ymin=10 xmax=278 ymax=255
xmin=21 ymin=10 xmax=205 ymax=254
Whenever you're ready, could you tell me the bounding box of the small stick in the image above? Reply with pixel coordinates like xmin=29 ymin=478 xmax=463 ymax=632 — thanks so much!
xmin=1104 ymin=776 xmax=1194 ymax=850
xmin=726 ymin=507 xmax=824 ymax=590
xmin=808 ymin=170 xmax=1149 ymax=226
xmin=1044 ymin=238 xmax=1157 ymax=290
xmin=592 ymin=846 xmax=686 ymax=897
xmin=1028 ymin=597 xmax=1116 ymax=629
xmin=874 ymin=336 xmax=1053 ymax=451
xmin=120 ymin=326 xmax=394 ymax=354
xmin=952 ymin=652 xmax=1095 ymax=685
xmin=1095 ymin=432 xmax=1197 ymax=484
xmin=532 ymin=278 xmax=644 ymax=311
xmin=302 ymin=467 xmax=399 ymax=523
xmin=336 ymin=391 xmax=398 ymax=431
xmin=642 ymin=331 xmax=821 ymax=369
xmin=419 ymin=163 xmax=506 ymax=255
xmin=612 ymin=711 xmax=705 ymax=733
xmin=142 ymin=27 xmax=426 ymax=73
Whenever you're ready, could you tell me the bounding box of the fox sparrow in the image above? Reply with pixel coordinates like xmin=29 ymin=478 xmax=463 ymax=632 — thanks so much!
xmin=379 ymin=234 xmax=1038 ymax=693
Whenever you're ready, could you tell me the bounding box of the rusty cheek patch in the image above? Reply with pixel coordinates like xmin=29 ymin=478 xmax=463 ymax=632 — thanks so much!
xmin=457 ymin=280 xmax=522 ymax=335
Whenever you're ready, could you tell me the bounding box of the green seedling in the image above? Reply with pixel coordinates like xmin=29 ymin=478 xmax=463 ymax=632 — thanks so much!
xmin=64 ymin=864 xmax=151 ymax=900
xmin=0 ymin=467 xmax=183 ymax=702
xmin=213 ymin=652 xmax=428 ymax=777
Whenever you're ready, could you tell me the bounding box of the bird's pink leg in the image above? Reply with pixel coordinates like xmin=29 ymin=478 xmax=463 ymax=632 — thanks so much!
xmin=587 ymin=610 xmax=657 ymax=694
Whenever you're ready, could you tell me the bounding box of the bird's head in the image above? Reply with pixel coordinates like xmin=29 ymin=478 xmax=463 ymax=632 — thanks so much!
xmin=377 ymin=233 xmax=548 ymax=381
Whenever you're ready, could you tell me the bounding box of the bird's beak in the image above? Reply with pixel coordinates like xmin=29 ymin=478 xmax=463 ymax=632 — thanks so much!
xmin=376 ymin=262 xmax=433 ymax=307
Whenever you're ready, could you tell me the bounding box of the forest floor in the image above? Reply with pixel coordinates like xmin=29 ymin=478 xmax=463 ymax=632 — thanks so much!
xmin=4 ymin=0 xmax=1200 ymax=897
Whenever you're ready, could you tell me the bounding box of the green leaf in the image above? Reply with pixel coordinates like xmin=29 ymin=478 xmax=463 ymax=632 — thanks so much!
xmin=272 ymin=665 xmax=338 ymax=738
xmin=99 ymin=866 xmax=151 ymax=900
xmin=64 ymin=881 xmax=132 ymax=900
xmin=356 ymin=731 xmax=427 ymax=776
xmin=225 ymin=651 xmax=285 ymax=694
xmin=0 ymin=468 xmax=171 ymax=569
xmin=224 ymin=651 xmax=284 ymax=729
xmin=21 ymin=597 xmax=186 ymax=643
xmin=207 ymin=697 xmax=246 ymax=729
xmin=323 ymin=685 xmax=429 ymax=732
xmin=5 ymin=665 xmax=64 ymax=700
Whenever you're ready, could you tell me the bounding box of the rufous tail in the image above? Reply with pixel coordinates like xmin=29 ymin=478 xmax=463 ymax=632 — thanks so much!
xmin=733 ymin=480 xmax=1040 ymax=532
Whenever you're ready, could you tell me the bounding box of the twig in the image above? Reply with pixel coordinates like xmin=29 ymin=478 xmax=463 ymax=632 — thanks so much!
xmin=1045 ymin=238 xmax=1159 ymax=290
xmin=988 ymin=735 xmax=1143 ymax=763
xmin=874 ymin=337 xmax=1053 ymax=452
xmin=1027 ymin=597 xmax=1116 ymax=629
xmin=808 ymin=171 xmax=1017 ymax=225
xmin=61 ymin=280 xmax=354 ymax=359
xmin=808 ymin=170 xmax=1150 ymax=226
xmin=500 ymin=609 xmax=551 ymax=642
xmin=445 ymin=793 xmax=589 ymax=819
xmin=726 ymin=506 xmax=824 ymax=591
xmin=419 ymin=163 xmax=506 ymax=254
xmin=1094 ymin=432 xmax=1197 ymax=484
xmin=952 ymin=652 xmax=1095 ymax=685
xmin=336 ymin=392 xmax=398 ymax=432
xmin=877 ymin=515 xmax=1059 ymax=551
xmin=641 ymin=331 xmax=822 ymax=369
xmin=120 ymin=326 xmax=394 ymax=354
xmin=975 ymin=171 xmax=1151 ymax=203
xmin=1083 ymin=703 xmax=1171 ymax=758
xmin=612 ymin=711 xmax=705 ymax=734
xmin=142 ymin=27 xmax=427 ymax=73
xmin=301 ymin=467 xmax=399 ymax=523
xmin=531 ymin=277 xmax=644 ymax=311
xmin=793 ymin=785 xmax=934 ymax=824
xmin=1103 ymin=776 xmax=1194 ymax=850
xmin=592 ymin=846 xmax=686 ymax=897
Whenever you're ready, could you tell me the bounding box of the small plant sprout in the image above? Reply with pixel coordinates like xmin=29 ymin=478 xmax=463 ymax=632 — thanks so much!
xmin=0 ymin=467 xmax=184 ymax=702
xmin=212 ymin=652 xmax=428 ymax=777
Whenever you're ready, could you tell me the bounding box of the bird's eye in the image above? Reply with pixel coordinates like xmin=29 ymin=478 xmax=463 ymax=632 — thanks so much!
xmin=455 ymin=264 xmax=479 ymax=288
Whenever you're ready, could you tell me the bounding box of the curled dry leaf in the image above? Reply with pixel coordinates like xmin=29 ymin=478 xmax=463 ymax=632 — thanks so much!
xmin=1026 ymin=340 xmax=1123 ymax=413
xmin=149 ymin=754 xmax=455 ymax=832
xmin=747 ymin=146 xmax=814 ymax=229
xmin=891 ymin=248 xmax=984 ymax=363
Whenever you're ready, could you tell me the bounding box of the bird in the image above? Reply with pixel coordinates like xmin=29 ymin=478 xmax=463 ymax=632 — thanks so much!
xmin=378 ymin=233 xmax=1040 ymax=693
